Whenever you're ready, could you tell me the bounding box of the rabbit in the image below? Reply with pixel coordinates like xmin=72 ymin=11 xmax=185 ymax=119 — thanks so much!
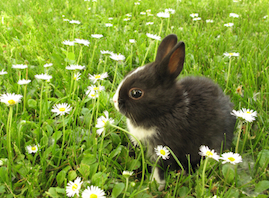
xmin=113 ymin=34 xmax=235 ymax=190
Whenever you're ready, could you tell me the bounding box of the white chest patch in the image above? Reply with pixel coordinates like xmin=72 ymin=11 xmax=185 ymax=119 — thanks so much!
xmin=126 ymin=119 xmax=158 ymax=146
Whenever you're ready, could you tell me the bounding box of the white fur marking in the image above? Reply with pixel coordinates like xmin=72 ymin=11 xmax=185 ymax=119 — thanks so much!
xmin=152 ymin=167 xmax=165 ymax=191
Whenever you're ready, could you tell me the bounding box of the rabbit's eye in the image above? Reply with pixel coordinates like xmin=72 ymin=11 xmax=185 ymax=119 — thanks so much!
xmin=129 ymin=88 xmax=144 ymax=100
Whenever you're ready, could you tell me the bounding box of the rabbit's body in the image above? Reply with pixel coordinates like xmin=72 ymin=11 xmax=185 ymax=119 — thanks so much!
xmin=113 ymin=34 xmax=235 ymax=190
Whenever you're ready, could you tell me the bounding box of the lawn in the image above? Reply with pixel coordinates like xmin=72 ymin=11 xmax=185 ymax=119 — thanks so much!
xmin=0 ymin=0 xmax=268 ymax=197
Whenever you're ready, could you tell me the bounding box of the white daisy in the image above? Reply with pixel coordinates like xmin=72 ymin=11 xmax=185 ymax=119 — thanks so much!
xmin=263 ymin=15 xmax=268 ymax=19
xmin=35 ymin=73 xmax=52 ymax=81
xmin=146 ymin=33 xmax=161 ymax=41
xmin=123 ymin=18 xmax=131 ymax=21
xmin=73 ymin=72 xmax=81 ymax=81
xmin=0 ymin=93 xmax=23 ymax=106
xmin=221 ymin=152 xmax=242 ymax=165
xmin=146 ymin=22 xmax=154 ymax=25
xmin=66 ymin=65 xmax=86 ymax=70
xmin=231 ymin=108 xmax=257 ymax=122
xmin=87 ymin=85 xmax=105 ymax=92
xmin=74 ymin=38 xmax=90 ymax=46
xmin=199 ymin=145 xmax=220 ymax=161
xmin=157 ymin=12 xmax=170 ymax=18
xmin=86 ymin=90 xmax=99 ymax=99
xmin=134 ymin=2 xmax=140 ymax=5
xmin=51 ymin=103 xmax=72 ymax=116
xmin=229 ymin=13 xmax=239 ymax=18
xmin=140 ymin=12 xmax=146 ymax=15
xmin=91 ymin=34 xmax=103 ymax=39
xmin=122 ymin=170 xmax=134 ymax=178
xmin=100 ymin=50 xmax=113 ymax=55
xmin=193 ymin=17 xmax=201 ymax=21
xmin=108 ymin=17 xmax=113 ymax=20
xmin=62 ymin=40 xmax=75 ymax=46
xmin=63 ymin=19 xmax=70 ymax=22
xmin=224 ymin=23 xmax=234 ymax=27
xmin=44 ymin=63 xmax=53 ymax=67
xmin=223 ymin=52 xmax=240 ymax=58
xmin=110 ymin=53 xmax=126 ymax=61
xmin=18 ymin=79 xmax=31 ymax=85
xmin=126 ymin=13 xmax=132 ymax=17
xmin=165 ymin=8 xmax=175 ymax=14
xmin=95 ymin=111 xmax=114 ymax=135
xmin=88 ymin=72 xmax=108 ymax=83
xmin=190 ymin=13 xmax=198 ymax=18
xmin=0 ymin=69 xmax=8 ymax=75
xmin=66 ymin=177 xmax=83 ymax=197
xmin=26 ymin=144 xmax=39 ymax=154
xmin=82 ymin=186 xmax=106 ymax=198
xmin=154 ymin=145 xmax=170 ymax=160
xmin=105 ymin=23 xmax=113 ymax=27
xmin=69 ymin=20 xmax=81 ymax=24
xmin=12 ymin=64 xmax=28 ymax=69
xmin=206 ymin=19 xmax=214 ymax=23
xmin=129 ymin=39 xmax=136 ymax=43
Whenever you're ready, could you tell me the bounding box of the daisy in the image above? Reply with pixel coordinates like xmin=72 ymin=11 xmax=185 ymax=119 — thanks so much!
xmin=224 ymin=23 xmax=234 ymax=27
xmin=126 ymin=13 xmax=132 ymax=17
xmin=0 ymin=69 xmax=8 ymax=75
xmin=62 ymin=40 xmax=75 ymax=46
xmin=12 ymin=64 xmax=28 ymax=69
xmin=108 ymin=17 xmax=113 ymax=20
xmin=82 ymin=186 xmax=106 ymax=198
xmin=74 ymin=38 xmax=90 ymax=46
xmin=165 ymin=8 xmax=175 ymax=14
xmin=229 ymin=13 xmax=239 ymax=18
xmin=69 ymin=20 xmax=81 ymax=24
xmin=134 ymin=2 xmax=140 ymax=5
xmin=105 ymin=23 xmax=113 ymax=27
xmin=199 ymin=145 xmax=220 ymax=161
xmin=263 ymin=15 xmax=268 ymax=19
xmin=73 ymin=72 xmax=81 ymax=81
xmin=123 ymin=18 xmax=131 ymax=21
xmin=140 ymin=12 xmax=146 ymax=15
xmin=95 ymin=111 xmax=114 ymax=135
xmin=206 ymin=19 xmax=214 ymax=23
xmin=86 ymin=90 xmax=99 ymax=99
xmin=146 ymin=33 xmax=161 ymax=41
xmin=18 ymin=79 xmax=31 ymax=85
xmin=155 ymin=145 xmax=170 ymax=160
xmin=66 ymin=177 xmax=83 ymax=197
xmin=66 ymin=65 xmax=86 ymax=70
xmin=146 ymin=22 xmax=154 ymax=25
xmin=223 ymin=52 xmax=240 ymax=57
xmin=44 ymin=63 xmax=53 ymax=67
xmin=51 ymin=103 xmax=72 ymax=116
xmin=231 ymin=108 xmax=257 ymax=122
xmin=91 ymin=34 xmax=103 ymax=39
xmin=190 ymin=13 xmax=198 ymax=18
xmin=122 ymin=170 xmax=134 ymax=178
xmin=157 ymin=12 xmax=170 ymax=18
xmin=0 ymin=93 xmax=23 ymax=106
xmin=221 ymin=152 xmax=242 ymax=164
xmin=110 ymin=53 xmax=126 ymax=61
xmin=87 ymin=85 xmax=105 ymax=92
xmin=88 ymin=72 xmax=108 ymax=83
xmin=63 ymin=19 xmax=70 ymax=22
xmin=193 ymin=17 xmax=201 ymax=21
xmin=100 ymin=50 xmax=113 ymax=55
xmin=26 ymin=144 xmax=39 ymax=154
xmin=35 ymin=73 xmax=52 ymax=81
xmin=129 ymin=39 xmax=136 ymax=43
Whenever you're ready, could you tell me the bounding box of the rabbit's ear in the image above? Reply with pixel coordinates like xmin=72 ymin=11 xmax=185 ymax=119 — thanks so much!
xmin=157 ymin=41 xmax=185 ymax=80
xmin=155 ymin=34 xmax=178 ymax=63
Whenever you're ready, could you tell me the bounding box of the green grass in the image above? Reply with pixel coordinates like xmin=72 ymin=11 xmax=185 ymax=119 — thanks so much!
xmin=0 ymin=0 xmax=268 ymax=197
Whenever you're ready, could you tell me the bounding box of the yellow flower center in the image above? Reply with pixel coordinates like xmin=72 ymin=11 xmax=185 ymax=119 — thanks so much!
xmin=74 ymin=76 xmax=77 ymax=80
xmin=93 ymin=87 xmax=99 ymax=91
xmin=91 ymin=94 xmax=96 ymax=97
xmin=72 ymin=184 xmax=78 ymax=191
xmin=8 ymin=99 xmax=16 ymax=105
xmin=59 ymin=107 xmax=66 ymax=112
xmin=90 ymin=194 xmax=97 ymax=198
xmin=246 ymin=111 xmax=251 ymax=114
xmin=229 ymin=53 xmax=234 ymax=56
xmin=206 ymin=151 xmax=213 ymax=156
xmin=31 ymin=146 xmax=36 ymax=151
xmin=160 ymin=149 xmax=166 ymax=155
xmin=228 ymin=157 xmax=235 ymax=162
xmin=95 ymin=75 xmax=101 ymax=79
xmin=102 ymin=120 xmax=106 ymax=124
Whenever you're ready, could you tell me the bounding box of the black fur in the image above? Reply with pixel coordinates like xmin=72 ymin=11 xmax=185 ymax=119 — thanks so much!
xmin=114 ymin=34 xmax=236 ymax=187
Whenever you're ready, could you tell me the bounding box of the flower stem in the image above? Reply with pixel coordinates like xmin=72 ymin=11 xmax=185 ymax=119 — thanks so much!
xmin=201 ymin=157 xmax=209 ymax=196
xmin=123 ymin=177 xmax=129 ymax=198
xmin=235 ymin=120 xmax=243 ymax=153
xmin=111 ymin=61 xmax=119 ymax=92
xmin=7 ymin=106 xmax=13 ymax=166
xmin=141 ymin=41 xmax=153 ymax=66
xmin=57 ymin=115 xmax=66 ymax=166
xmin=225 ymin=57 xmax=232 ymax=93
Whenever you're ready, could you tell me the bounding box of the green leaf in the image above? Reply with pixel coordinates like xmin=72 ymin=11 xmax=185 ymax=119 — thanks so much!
xmin=89 ymin=163 xmax=98 ymax=178
xmin=110 ymin=132 xmax=121 ymax=145
xmin=255 ymin=180 xmax=269 ymax=193
xmin=56 ymin=171 xmax=66 ymax=186
xmin=110 ymin=145 xmax=123 ymax=158
xmin=257 ymin=149 xmax=269 ymax=168
xmin=224 ymin=188 xmax=239 ymax=198
xmin=78 ymin=164 xmax=91 ymax=179
xmin=91 ymin=172 xmax=108 ymax=187
xmin=0 ymin=185 xmax=6 ymax=194
xmin=52 ymin=131 xmax=62 ymax=142
xmin=28 ymin=98 xmax=37 ymax=108
xmin=222 ymin=164 xmax=235 ymax=184
xmin=178 ymin=186 xmax=189 ymax=197
xmin=0 ymin=167 xmax=8 ymax=183
xmin=81 ymin=153 xmax=97 ymax=165
xmin=68 ymin=170 xmax=77 ymax=181
xmin=112 ymin=183 xmax=125 ymax=198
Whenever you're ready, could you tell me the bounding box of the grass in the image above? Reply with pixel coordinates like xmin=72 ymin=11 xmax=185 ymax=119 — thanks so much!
xmin=0 ymin=0 xmax=268 ymax=197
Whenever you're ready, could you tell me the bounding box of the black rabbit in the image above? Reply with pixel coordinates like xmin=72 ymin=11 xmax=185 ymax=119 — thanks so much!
xmin=113 ymin=34 xmax=235 ymax=190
